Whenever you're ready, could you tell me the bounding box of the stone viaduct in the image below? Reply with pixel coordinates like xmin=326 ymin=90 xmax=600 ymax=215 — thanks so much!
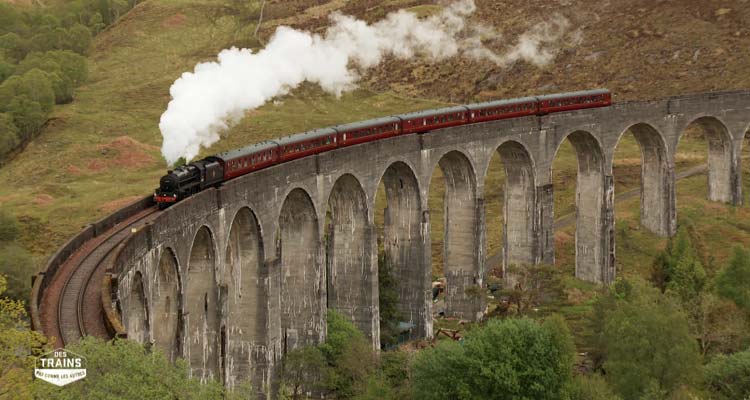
xmin=111 ymin=90 xmax=750 ymax=397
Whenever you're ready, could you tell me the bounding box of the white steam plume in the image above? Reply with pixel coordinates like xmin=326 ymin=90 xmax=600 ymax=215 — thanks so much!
xmin=159 ymin=0 xmax=573 ymax=165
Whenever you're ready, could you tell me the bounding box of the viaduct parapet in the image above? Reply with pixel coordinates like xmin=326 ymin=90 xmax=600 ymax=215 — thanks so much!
xmin=110 ymin=90 xmax=750 ymax=396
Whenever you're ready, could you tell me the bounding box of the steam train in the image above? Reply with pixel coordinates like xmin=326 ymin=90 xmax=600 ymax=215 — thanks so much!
xmin=154 ymin=89 xmax=612 ymax=208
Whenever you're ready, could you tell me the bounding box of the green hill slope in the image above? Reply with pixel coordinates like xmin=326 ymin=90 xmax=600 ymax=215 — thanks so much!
xmin=0 ymin=0 xmax=748 ymax=284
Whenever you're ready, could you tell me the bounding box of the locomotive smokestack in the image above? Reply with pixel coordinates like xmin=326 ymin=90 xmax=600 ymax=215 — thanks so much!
xmin=158 ymin=0 xmax=575 ymax=165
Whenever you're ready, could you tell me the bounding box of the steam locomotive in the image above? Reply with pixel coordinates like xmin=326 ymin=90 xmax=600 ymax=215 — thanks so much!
xmin=154 ymin=89 xmax=611 ymax=209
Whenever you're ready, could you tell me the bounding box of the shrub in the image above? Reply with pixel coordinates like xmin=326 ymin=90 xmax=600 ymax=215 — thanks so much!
xmin=0 ymin=113 xmax=19 ymax=158
xmin=411 ymin=316 xmax=575 ymax=400
xmin=716 ymin=246 xmax=750 ymax=313
xmin=599 ymin=280 xmax=702 ymax=400
xmin=704 ymin=350 xmax=750 ymax=400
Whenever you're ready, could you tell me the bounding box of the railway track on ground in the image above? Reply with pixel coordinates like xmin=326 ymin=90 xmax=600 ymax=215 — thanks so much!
xmin=40 ymin=206 xmax=160 ymax=348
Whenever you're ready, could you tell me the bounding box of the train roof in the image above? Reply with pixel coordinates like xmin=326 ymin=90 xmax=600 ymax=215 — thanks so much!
xmin=536 ymin=89 xmax=610 ymax=101
xmin=396 ymin=105 xmax=468 ymax=120
xmin=465 ymin=96 xmax=538 ymax=111
xmin=216 ymin=140 xmax=278 ymax=161
xmin=276 ymin=127 xmax=338 ymax=146
xmin=334 ymin=116 xmax=401 ymax=132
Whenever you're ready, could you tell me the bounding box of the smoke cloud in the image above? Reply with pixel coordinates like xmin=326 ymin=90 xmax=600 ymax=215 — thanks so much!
xmin=159 ymin=0 xmax=573 ymax=165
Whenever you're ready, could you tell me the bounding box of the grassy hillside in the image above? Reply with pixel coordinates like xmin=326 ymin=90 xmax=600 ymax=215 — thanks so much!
xmin=1 ymin=0 xmax=748 ymax=298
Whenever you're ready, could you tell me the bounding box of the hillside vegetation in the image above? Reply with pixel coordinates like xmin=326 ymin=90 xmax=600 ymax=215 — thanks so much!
xmin=0 ymin=0 xmax=744 ymax=259
xmin=0 ymin=0 xmax=750 ymax=398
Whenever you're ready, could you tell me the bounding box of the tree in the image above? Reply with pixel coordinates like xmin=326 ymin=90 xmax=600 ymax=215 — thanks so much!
xmin=280 ymin=346 xmax=326 ymax=400
xmin=279 ymin=311 xmax=377 ymax=399
xmin=0 ymin=274 xmax=48 ymax=400
xmin=716 ymin=246 xmax=750 ymax=313
xmin=15 ymin=54 xmax=75 ymax=104
xmin=0 ymin=4 xmax=27 ymax=36
xmin=98 ymin=0 xmax=113 ymax=25
xmin=692 ymin=293 xmax=749 ymax=356
xmin=378 ymin=254 xmax=402 ymax=348
xmin=0 ymin=57 xmax=12 ymax=84
xmin=6 ymin=95 xmax=46 ymax=140
xmin=502 ymin=263 xmax=565 ymax=315
xmin=704 ymin=349 xmax=750 ymax=400
xmin=33 ymin=337 xmax=233 ymax=399
xmin=411 ymin=316 xmax=575 ymax=400
xmin=0 ymin=32 xmax=30 ymax=62
xmin=88 ymin=12 xmax=106 ymax=35
xmin=0 ymin=69 xmax=55 ymax=114
xmin=0 ymin=244 xmax=34 ymax=302
xmin=651 ymin=227 xmax=697 ymax=292
xmin=319 ymin=310 xmax=376 ymax=397
xmin=569 ymin=374 xmax=622 ymax=400
xmin=587 ymin=279 xmax=634 ymax=371
xmin=65 ymin=24 xmax=92 ymax=55
xmin=599 ymin=280 xmax=701 ymax=400
xmin=42 ymin=50 xmax=88 ymax=85
xmin=0 ymin=113 xmax=19 ymax=159
xmin=665 ymin=228 xmax=706 ymax=305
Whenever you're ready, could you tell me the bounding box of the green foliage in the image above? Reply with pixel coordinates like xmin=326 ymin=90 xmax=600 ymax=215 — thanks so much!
xmin=0 ymin=274 xmax=48 ymax=400
xmin=353 ymin=374 xmax=397 ymax=400
xmin=0 ymin=57 xmax=12 ymax=84
xmin=0 ymin=4 xmax=26 ymax=37
xmin=319 ymin=309 xmax=364 ymax=362
xmin=352 ymin=350 xmax=412 ymax=400
xmin=692 ymin=292 xmax=749 ymax=356
xmin=651 ymin=228 xmax=749 ymax=356
xmin=0 ymin=32 xmax=29 ymax=63
xmin=33 ymin=337 xmax=231 ymax=400
xmin=587 ymin=280 xmax=633 ymax=370
xmin=0 ymin=69 xmax=55 ymax=113
xmin=665 ymin=228 xmax=706 ymax=304
xmin=0 ymin=0 xmax=129 ymax=162
xmin=5 ymin=95 xmax=46 ymax=140
xmin=280 ymin=346 xmax=326 ymax=400
xmin=502 ymin=263 xmax=565 ymax=315
xmin=0 ymin=244 xmax=34 ymax=302
xmin=704 ymin=349 xmax=750 ymax=400
xmin=716 ymin=246 xmax=750 ymax=313
xmin=0 ymin=113 xmax=19 ymax=158
xmin=279 ymin=311 xmax=411 ymax=399
xmin=66 ymin=24 xmax=92 ymax=55
xmin=378 ymin=253 xmax=402 ymax=348
xmin=173 ymin=156 xmax=188 ymax=167
xmin=651 ymin=227 xmax=703 ymax=293
xmin=569 ymin=374 xmax=623 ymax=400
xmin=595 ymin=279 xmax=702 ymax=400
xmin=411 ymin=317 xmax=575 ymax=400
xmin=319 ymin=310 xmax=376 ymax=398
xmin=15 ymin=51 xmax=87 ymax=104
xmin=0 ymin=209 xmax=19 ymax=243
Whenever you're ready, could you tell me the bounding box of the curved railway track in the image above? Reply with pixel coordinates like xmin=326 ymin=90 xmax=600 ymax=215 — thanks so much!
xmin=41 ymin=207 xmax=160 ymax=347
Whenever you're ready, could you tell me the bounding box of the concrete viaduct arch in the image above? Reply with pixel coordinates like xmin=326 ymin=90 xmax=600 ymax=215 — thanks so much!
xmin=112 ymin=90 xmax=750 ymax=398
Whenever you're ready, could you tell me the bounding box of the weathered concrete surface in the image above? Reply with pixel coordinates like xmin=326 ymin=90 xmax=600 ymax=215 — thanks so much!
xmin=326 ymin=174 xmax=379 ymax=347
xmin=112 ymin=90 xmax=750 ymax=398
